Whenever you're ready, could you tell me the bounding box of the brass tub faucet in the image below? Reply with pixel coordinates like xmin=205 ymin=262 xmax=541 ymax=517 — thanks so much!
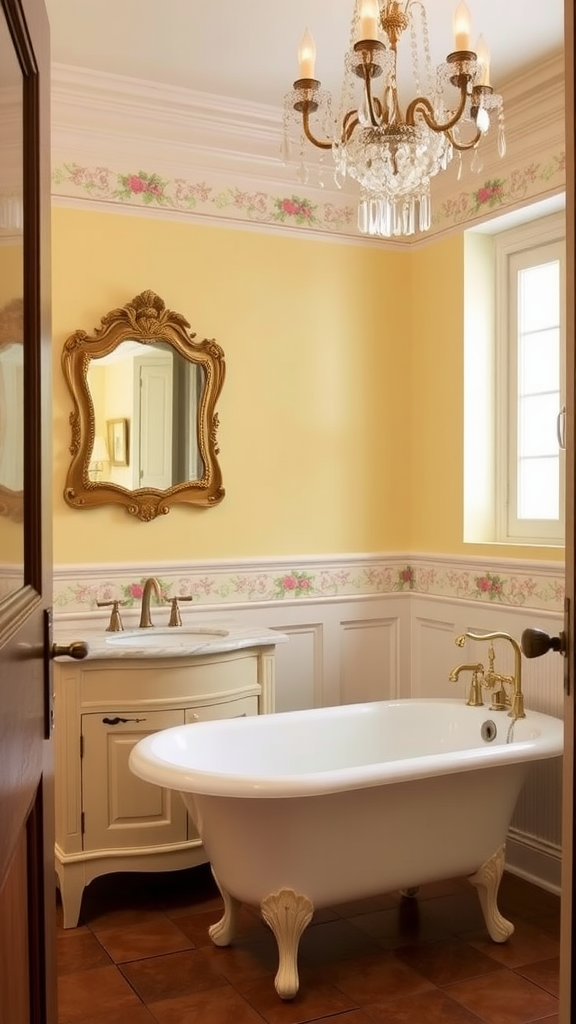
xmin=447 ymin=661 xmax=485 ymax=706
xmin=449 ymin=630 xmax=525 ymax=719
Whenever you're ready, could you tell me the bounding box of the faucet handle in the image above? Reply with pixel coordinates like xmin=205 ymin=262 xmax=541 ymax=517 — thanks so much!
xmin=167 ymin=596 xmax=193 ymax=627
xmin=97 ymin=599 xmax=125 ymax=633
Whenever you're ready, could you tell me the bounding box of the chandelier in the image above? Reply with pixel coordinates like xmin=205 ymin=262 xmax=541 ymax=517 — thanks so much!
xmin=283 ymin=0 xmax=505 ymax=238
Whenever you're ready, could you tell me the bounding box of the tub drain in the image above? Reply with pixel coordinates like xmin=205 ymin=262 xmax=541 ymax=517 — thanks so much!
xmin=481 ymin=720 xmax=497 ymax=743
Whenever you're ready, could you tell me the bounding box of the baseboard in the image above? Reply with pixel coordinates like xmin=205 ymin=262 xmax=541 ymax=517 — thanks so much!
xmin=505 ymin=828 xmax=562 ymax=894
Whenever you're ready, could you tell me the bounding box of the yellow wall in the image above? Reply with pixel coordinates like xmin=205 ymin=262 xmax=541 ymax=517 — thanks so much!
xmin=52 ymin=206 xmax=563 ymax=565
xmin=410 ymin=233 xmax=563 ymax=562
xmin=52 ymin=206 xmax=412 ymax=563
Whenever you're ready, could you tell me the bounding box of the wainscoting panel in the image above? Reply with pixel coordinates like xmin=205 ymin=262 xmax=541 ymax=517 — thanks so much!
xmin=410 ymin=612 xmax=460 ymax=699
xmin=269 ymin=622 xmax=323 ymax=713
xmin=340 ymin=616 xmax=401 ymax=705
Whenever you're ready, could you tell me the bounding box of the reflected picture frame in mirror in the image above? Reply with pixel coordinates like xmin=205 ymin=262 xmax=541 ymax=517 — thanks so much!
xmin=62 ymin=290 xmax=225 ymax=520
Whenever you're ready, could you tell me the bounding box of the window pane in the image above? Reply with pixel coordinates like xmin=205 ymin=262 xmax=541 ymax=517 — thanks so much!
xmin=519 ymin=328 xmax=560 ymax=394
xmin=518 ymin=456 xmax=559 ymax=520
xmin=519 ymin=393 xmax=560 ymax=457
xmin=518 ymin=261 xmax=559 ymax=333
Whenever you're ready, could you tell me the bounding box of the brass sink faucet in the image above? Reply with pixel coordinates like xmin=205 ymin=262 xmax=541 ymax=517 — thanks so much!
xmin=139 ymin=577 xmax=162 ymax=628
xmin=450 ymin=630 xmax=525 ymax=719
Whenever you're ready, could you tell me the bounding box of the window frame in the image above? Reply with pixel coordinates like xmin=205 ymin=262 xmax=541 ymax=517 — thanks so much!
xmin=494 ymin=212 xmax=566 ymax=547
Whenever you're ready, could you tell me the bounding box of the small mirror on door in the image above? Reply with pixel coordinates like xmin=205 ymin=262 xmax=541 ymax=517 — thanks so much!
xmin=62 ymin=290 xmax=225 ymax=520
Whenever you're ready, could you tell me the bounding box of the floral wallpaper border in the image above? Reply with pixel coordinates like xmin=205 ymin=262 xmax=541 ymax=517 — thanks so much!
xmin=51 ymin=148 xmax=565 ymax=240
xmin=52 ymin=554 xmax=565 ymax=617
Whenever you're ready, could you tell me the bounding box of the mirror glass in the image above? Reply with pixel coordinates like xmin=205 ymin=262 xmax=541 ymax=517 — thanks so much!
xmin=63 ymin=291 xmax=225 ymax=520
xmin=87 ymin=340 xmax=206 ymax=489
xmin=0 ymin=6 xmax=24 ymax=599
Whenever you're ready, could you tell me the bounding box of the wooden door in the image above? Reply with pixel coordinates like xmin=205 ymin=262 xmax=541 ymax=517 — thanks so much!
xmin=561 ymin=0 xmax=575 ymax=1018
xmin=0 ymin=0 xmax=53 ymax=1022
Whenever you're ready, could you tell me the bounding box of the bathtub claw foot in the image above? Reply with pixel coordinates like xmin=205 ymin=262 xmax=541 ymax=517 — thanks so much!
xmin=261 ymin=888 xmax=314 ymax=1000
xmin=468 ymin=844 xmax=514 ymax=943
xmin=208 ymin=871 xmax=241 ymax=946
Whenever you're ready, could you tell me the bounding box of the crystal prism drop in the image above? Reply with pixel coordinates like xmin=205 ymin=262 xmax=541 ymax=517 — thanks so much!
xmin=280 ymin=136 xmax=291 ymax=166
xmin=297 ymin=161 xmax=309 ymax=185
xmin=470 ymin=147 xmax=483 ymax=174
xmin=358 ymin=200 xmax=368 ymax=235
xmin=456 ymin=152 xmax=462 ymax=181
xmin=498 ymin=126 xmax=507 ymax=158
xmin=358 ymin=89 xmax=371 ymax=127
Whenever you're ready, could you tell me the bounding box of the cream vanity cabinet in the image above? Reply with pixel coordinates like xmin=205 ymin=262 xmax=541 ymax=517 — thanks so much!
xmin=54 ymin=642 xmax=277 ymax=928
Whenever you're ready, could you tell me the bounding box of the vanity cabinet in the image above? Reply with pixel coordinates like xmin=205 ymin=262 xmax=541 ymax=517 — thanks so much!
xmin=54 ymin=645 xmax=276 ymax=928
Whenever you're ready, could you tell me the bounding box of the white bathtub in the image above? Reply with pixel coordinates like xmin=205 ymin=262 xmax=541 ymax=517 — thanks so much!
xmin=129 ymin=698 xmax=563 ymax=999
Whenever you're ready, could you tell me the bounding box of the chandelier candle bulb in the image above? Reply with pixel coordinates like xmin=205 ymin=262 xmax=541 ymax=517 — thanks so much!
xmin=475 ymin=35 xmax=491 ymax=86
xmin=297 ymin=28 xmax=316 ymax=79
xmin=359 ymin=0 xmax=380 ymax=41
xmin=453 ymin=1 xmax=472 ymax=51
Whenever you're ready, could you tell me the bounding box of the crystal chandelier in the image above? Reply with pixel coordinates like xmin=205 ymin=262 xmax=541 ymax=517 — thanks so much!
xmin=283 ymin=0 xmax=505 ymax=238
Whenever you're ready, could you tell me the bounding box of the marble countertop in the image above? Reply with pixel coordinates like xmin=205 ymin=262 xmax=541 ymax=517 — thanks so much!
xmin=53 ymin=620 xmax=289 ymax=661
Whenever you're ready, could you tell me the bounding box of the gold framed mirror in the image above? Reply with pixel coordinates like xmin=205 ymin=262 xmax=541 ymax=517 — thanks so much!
xmin=62 ymin=290 xmax=225 ymax=520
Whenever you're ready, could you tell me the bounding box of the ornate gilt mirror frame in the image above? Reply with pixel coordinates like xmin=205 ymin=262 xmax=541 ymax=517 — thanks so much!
xmin=62 ymin=290 xmax=225 ymax=521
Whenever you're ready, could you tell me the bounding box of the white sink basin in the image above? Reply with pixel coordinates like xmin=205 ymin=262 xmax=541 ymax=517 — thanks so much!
xmin=106 ymin=627 xmax=229 ymax=648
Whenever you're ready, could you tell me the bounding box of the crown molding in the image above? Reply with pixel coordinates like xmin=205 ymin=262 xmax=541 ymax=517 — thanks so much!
xmin=50 ymin=55 xmax=566 ymax=245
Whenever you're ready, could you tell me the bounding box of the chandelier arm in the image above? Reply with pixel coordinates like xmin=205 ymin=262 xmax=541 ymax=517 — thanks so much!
xmin=446 ymin=125 xmax=483 ymax=151
xmin=342 ymin=109 xmax=357 ymax=139
xmin=301 ymin=107 xmax=333 ymax=151
xmin=405 ymin=80 xmax=468 ymax=132
xmin=360 ymin=64 xmax=381 ymax=127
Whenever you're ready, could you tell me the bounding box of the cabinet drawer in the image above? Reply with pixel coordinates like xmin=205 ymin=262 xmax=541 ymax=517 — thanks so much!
xmin=78 ymin=651 xmax=259 ymax=705
xmin=185 ymin=694 xmax=258 ymax=723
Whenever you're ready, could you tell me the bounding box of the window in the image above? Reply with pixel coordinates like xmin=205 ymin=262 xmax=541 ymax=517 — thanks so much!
xmin=495 ymin=214 xmax=565 ymax=545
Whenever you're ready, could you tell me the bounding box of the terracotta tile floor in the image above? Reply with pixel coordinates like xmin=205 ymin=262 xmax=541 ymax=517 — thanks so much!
xmin=57 ymin=866 xmax=561 ymax=1024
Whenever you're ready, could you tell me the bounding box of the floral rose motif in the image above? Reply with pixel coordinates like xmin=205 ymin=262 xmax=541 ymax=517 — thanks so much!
xmin=398 ymin=567 xmax=414 ymax=589
xmin=274 ymin=571 xmax=314 ymax=598
xmin=475 ymin=573 xmax=505 ymax=600
xmin=471 ymin=178 xmax=505 ymax=213
xmin=115 ymin=171 xmax=170 ymax=205
xmin=273 ymin=195 xmax=316 ymax=225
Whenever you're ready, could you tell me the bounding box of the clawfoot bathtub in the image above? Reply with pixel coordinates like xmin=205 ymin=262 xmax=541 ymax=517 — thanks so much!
xmin=129 ymin=698 xmax=563 ymax=1000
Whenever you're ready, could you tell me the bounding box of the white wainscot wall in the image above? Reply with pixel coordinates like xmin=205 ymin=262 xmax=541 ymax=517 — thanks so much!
xmin=56 ymin=583 xmax=565 ymax=894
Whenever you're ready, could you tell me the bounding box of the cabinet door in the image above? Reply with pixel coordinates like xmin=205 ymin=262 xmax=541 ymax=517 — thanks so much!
xmin=81 ymin=709 xmax=187 ymax=852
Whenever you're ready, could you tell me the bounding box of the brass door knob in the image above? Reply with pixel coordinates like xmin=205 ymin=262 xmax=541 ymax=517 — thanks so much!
xmin=50 ymin=640 xmax=89 ymax=659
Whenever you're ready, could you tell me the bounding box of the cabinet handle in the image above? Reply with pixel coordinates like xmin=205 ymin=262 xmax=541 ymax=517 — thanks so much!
xmin=102 ymin=716 xmax=147 ymax=725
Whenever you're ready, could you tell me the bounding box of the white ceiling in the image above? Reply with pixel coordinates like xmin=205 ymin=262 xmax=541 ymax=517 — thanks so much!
xmin=45 ymin=0 xmax=564 ymax=110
